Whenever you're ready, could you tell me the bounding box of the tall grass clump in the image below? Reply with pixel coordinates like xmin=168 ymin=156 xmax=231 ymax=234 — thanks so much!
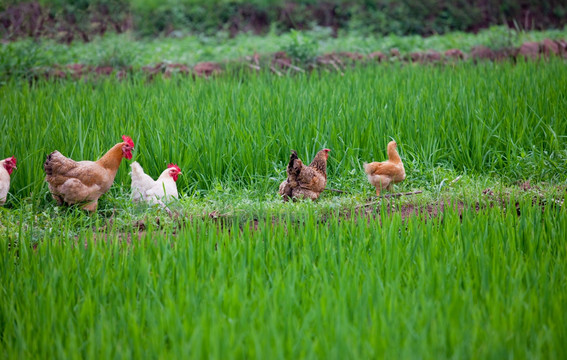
xmin=0 ymin=60 xmax=566 ymax=206
xmin=1 ymin=201 xmax=566 ymax=358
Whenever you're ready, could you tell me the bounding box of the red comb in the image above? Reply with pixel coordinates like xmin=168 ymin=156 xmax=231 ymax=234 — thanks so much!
xmin=323 ymin=148 xmax=331 ymax=152
xmin=167 ymin=163 xmax=181 ymax=172
xmin=8 ymin=156 xmax=16 ymax=164
xmin=122 ymin=135 xmax=134 ymax=147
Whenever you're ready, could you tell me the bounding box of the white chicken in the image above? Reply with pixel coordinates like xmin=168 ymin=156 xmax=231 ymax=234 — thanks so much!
xmin=130 ymin=162 xmax=181 ymax=207
xmin=1 ymin=156 xmax=17 ymax=206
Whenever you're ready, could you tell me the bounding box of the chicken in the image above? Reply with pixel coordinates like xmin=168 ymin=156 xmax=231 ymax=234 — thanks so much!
xmin=44 ymin=135 xmax=135 ymax=212
xmin=279 ymin=148 xmax=330 ymax=201
xmin=364 ymin=140 xmax=405 ymax=196
xmin=0 ymin=156 xmax=17 ymax=206
xmin=130 ymin=162 xmax=181 ymax=206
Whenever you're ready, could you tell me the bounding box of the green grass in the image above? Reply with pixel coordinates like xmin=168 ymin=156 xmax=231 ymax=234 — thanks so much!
xmin=1 ymin=55 xmax=567 ymax=359
xmin=2 ymin=200 xmax=566 ymax=358
xmin=1 ymin=59 xmax=566 ymax=209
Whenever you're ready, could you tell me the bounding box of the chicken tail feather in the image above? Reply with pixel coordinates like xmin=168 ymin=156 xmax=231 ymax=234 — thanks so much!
xmin=363 ymin=162 xmax=371 ymax=175
xmin=44 ymin=151 xmax=68 ymax=176
xmin=44 ymin=152 xmax=54 ymax=176
xmin=129 ymin=161 xmax=145 ymax=179
xmin=287 ymin=150 xmax=298 ymax=168
xmin=287 ymin=150 xmax=301 ymax=177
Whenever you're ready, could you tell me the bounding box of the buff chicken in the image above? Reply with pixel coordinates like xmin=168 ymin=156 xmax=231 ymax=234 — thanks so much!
xmin=44 ymin=135 xmax=135 ymax=212
xmin=364 ymin=140 xmax=405 ymax=196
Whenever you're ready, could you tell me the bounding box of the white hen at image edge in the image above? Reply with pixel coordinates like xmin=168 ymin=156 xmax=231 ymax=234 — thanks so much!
xmin=130 ymin=161 xmax=181 ymax=206
xmin=1 ymin=156 xmax=17 ymax=206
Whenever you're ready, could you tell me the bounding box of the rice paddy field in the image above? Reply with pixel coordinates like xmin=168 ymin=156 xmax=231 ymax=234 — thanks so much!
xmin=1 ymin=55 xmax=567 ymax=358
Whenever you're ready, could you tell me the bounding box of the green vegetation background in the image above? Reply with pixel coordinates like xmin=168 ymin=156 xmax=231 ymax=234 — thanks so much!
xmin=1 ymin=0 xmax=566 ymax=39
xmin=1 ymin=4 xmax=566 ymax=358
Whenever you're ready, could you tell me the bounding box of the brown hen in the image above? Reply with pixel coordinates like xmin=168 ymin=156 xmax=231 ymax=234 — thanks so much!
xmin=279 ymin=148 xmax=330 ymax=201
xmin=44 ymin=135 xmax=134 ymax=212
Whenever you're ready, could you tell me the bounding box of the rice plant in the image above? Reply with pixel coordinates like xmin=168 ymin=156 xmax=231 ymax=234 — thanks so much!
xmin=1 ymin=46 xmax=566 ymax=359
xmin=1 ymin=201 xmax=566 ymax=358
xmin=1 ymin=60 xmax=566 ymax=208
